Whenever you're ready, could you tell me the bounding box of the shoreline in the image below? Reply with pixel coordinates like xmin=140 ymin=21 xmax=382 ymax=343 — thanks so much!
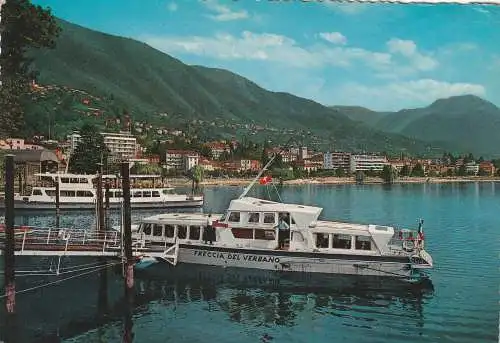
xmin=167 ymin=176 xmax=500 ymax=187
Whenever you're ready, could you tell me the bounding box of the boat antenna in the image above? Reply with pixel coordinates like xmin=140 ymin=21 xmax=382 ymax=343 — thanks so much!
xmin=238 ymin=137 xmax=294 ymax=200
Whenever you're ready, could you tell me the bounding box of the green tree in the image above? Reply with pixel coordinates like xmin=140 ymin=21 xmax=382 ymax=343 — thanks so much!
xmin=399 ymin=164 xmax=411 ymax=177
xmin=381 ymin=165 xmax=397 ymax=184
xmin=355 ymin=170 xmax=365 ymax=184
xmin=335 ymin=168 xmax=345 ymax=177
xmin=0 ymin=0 xmax=61 ymax=137
xmin=133 ymin=163 xmax=162 ymax=175
xmin=456 ymin=164 xmax=467 ymax=177
xmin=186 ymin=165 xmax=204 ymax=192
xmin=69 ymin=124 xmax=109 ymax=174
xmin=410 ymin=163 xmax=425 ymax=177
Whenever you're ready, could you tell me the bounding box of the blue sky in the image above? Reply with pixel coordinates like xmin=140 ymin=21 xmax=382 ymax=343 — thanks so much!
xmin=32 ymin=0 xmax=500 ymax=111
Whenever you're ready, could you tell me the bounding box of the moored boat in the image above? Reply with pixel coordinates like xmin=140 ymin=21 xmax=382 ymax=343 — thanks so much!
xmin=3 ymin=172 xmax=203 ymax=211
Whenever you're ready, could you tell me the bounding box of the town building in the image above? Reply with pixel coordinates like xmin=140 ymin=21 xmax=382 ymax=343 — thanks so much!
xmin=206 ymin=142 xmax=230 ymax=159
xmin=0 ymin=138 xmax=43 ymax=150
xmin=479 ymin=161 xmax=496 ymax=176
xmin=67 ymin=132 xmax=81 ymax=153
xmin=465 ymin=162 xmax=479 ymax=175
xmin=101 ymin=131 xmax=137 ymax=162
xmin=350 ymin=154 xmax=388 ymax=173
xmin=323 ymin=152 xmax=351 ymax=172
xmin=165 ymin=150 xmax=199 ymax=172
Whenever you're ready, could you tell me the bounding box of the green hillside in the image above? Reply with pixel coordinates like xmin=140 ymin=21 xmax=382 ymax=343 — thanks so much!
xmin=28 ymin=18 xmax=443 ymax=155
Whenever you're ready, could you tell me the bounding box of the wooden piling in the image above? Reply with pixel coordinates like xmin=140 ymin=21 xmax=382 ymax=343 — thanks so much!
xmin=4 ymin=155 xmax=16 ymax=314
xmin=105 ymin=181 xmax=110 ymax=230
xmin=121 ymin=161 xmax=134 ymax=343
xmin=121 ymin=162 xmax=133 ymax=291
xmin=96 ymin=165 xmax=104 ymax=232
xmin=55 ymin=177 xmax=60 ymax=228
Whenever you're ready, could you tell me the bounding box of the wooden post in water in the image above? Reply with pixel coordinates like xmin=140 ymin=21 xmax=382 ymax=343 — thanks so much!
xmin=4 ymin=155 xmax=16 ymax=314
xmin=96 ymin=164 xmax=104 ymax=232
xmin=121 ymin=162 xmax=133 ymax=290
xmin=104 ymin=181 xmax=110 ymax=230
xmin=121 ymin=161 xmax=134 ymax=343
xmin=55 ymin=177 xmax=60 ymax=228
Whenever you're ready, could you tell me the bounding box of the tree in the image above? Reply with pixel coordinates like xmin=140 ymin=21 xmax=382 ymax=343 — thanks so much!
xmin=69 ymin=124 xmax=109 ymax=174
xmin=186 ymin=165 xmax=204 ymax=193
xmin=399 ymin=164 xmax=411 ymax=177
xmin=335 ymin=168 xmax=345 ymax=177
xmin=410 ymin=163 xmax=425 ymax=177
xmin=456 ymin=164 xmax=467 ymax=177
xmin=355 ymin=170 xmax=365 ymax=184
xmin=133 ymin=163 xmax=162 ymax=175
xmin=381 ymin=165 xmax=397 ymax=184
xmin=0 ymin=0 xmax=61 ymax=137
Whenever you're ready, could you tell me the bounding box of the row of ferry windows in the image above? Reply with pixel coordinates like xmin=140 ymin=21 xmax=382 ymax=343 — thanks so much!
xmin=35 ymin=190 xmax=162 ymax=198
xmin=141 ymin=223 xmax=206 ymax=241
xmin=227 ymin=212 xmax=295 ymax=225
xmin=314 ymin=233 xmax=372 ymax=251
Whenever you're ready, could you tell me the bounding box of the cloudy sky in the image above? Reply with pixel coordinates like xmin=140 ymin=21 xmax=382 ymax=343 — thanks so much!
xmin=32 ymin=0 xmax=500 ymax=111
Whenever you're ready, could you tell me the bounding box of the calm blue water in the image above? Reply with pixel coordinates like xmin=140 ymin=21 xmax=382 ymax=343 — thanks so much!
xmin=1 ymin=183 xmax=499 ymax=343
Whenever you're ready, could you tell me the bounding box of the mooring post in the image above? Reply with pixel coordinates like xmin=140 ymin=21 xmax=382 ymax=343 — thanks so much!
xmin=55 ymin=177 xmax=60 ymax=228
xmin=4 ymin=155 xmax=16 ymax=314
xmin=96 ymin=164 xmax=104 ymax=232
xmin=104 ymin=181 xmax=110 ymax=230
xmin=121 ymin=161 xmax=134 ymax=343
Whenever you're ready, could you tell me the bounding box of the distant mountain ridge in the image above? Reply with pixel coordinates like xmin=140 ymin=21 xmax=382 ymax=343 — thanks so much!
xmin=332 ymin=95 xmax=500 ymax=157
xmin=27 ymin=18 xmax=496 ymax=156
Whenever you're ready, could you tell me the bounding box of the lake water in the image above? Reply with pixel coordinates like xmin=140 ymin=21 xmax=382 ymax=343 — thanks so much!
xmin=0 ymin=183 xmax=499 ymax=343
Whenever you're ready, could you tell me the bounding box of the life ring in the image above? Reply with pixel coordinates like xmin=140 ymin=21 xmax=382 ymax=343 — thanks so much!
xmin=403 ymin=240 xmax=415 ymax=252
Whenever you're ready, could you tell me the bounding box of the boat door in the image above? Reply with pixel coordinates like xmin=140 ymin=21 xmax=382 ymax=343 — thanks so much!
xmin=278 ymin=212 xmax=292 ymax=249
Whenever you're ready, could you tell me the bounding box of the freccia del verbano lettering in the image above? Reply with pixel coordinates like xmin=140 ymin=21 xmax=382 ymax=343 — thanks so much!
xmin=193 ymin=250 xmax=280 ymax=263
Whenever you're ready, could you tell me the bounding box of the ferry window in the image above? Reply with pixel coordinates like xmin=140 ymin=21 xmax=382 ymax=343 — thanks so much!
xmin=248 ymin=212 xmax=259 ymax=223
xmin=315 ymin=233 xmax=329 ymax=248
xmin=79 ymin=178 xmax=88 ymax=183
xmin=70 ymin=178 xmax=78 ymax=183
xmin=332 ymin=234 xmax=352 ymax=249
xmin=115 ymin=191 xmax=122 ymax=198
xmin=61 ymin=178 xmax=69 ymax=183
xmin=142 ymin=224 xmax=152 ymax=236
xmin=33 ymin=189 xmax=43 ymax=196
xmin=232 ymin=228 xmax=253 ymax=239
xmin=152 ymin=191 xmax=161 ymax=198
xmin=220 ymin=212 xmax=227 ymax=221
xmin=76 ymin=191 xmax=93 ymax=197
xmin=228 ymin=212 xmax=240 ymax=222
xmin=46 ymin=190 xmax=56 ymax=196
xmin=178 ymin=225 xmax=187 ymax=239
xmin=189 ymin=225 xmax=201 ymax=240
xmin=143 ymin=191 xmax=152 ymax=198
xmin=61 ymin=191 xmax=75 ymax=197
xmin=254 ymin=229 xmax=274 ymax=240
xmin=165 ymin=225 xmax=175 ymax=238
xmin=133 ymin=191 xmax=142 ymax=198
xmin=153 ymin=224 xmax=163 ymax=237
xmin=355 ymin=236 xmax=372 ymax=250
xmin=263 ymin=213 xmax=275 ymax=224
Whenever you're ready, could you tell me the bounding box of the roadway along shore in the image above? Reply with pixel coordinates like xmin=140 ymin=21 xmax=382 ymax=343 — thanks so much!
xmin=166 ymin=176 xmax=500 ymax=187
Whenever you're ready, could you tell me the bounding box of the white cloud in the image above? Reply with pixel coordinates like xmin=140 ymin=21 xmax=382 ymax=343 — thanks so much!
xmin=336 ymin=79 xmax=486 ymax=111
xmin=387 ymin=38 xmax=438 ymax=72
xmin=142 ymin=31 xmax=394 ymax=70
xmin=323 ymin=2 xmax=369 ymax=15
xmin=202 ymin=0 xmax=249 ymax=21
xmin=167 ymin=2 xmax=178 ymax=12
xmin=319 ymin=32 xmax=347 ymax=45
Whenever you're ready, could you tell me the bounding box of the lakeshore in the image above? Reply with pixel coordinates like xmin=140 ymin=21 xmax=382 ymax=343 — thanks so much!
xmin=167 ymin=176 xmax=500 ymax=187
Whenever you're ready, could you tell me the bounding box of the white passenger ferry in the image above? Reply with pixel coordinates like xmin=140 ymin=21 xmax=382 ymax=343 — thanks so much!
xmin=130 ymin=159 xmax=433 ymax=282
xmin=8 ymin=173 xmax=203 ymax=210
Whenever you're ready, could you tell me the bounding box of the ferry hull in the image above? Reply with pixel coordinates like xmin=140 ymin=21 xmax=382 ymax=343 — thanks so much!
xmin=154 ymin=244 xmax=425 ymax=280
xmin=1 ymin=199 xmax=204 ymax=211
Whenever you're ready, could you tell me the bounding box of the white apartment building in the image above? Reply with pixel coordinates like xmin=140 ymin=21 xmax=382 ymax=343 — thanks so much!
xmin=350 ymin=154 xmax=389 ymax=173
xmin=465 ymin=162 xmax=479 ymax=175
xmin=323 ymin=152 xmax=351 ymax=172
xmin=101 ymin=132 xmax=137 ymax=162
xmin=67 ymin=132 xmax=81 ymax=153
xmin=165 ymin=150 xmax=199 ymax=172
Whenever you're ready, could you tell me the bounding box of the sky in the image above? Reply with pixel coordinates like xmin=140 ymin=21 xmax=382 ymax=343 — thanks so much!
xmin=31 ymin=0 xmax=500 ymax=111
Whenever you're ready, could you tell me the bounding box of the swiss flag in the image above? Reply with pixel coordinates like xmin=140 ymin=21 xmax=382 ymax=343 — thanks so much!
xmin=259 ymin=175 xmax=272 ymax=185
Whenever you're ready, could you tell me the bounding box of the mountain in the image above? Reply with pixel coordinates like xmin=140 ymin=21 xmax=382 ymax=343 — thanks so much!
xmin=369 ymin=95 xmax=500 ymax=157
xmin=28 ymin=19 xmax=442 ymax=155
xmin=329 ymin=106 xmax=389 ymax=127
